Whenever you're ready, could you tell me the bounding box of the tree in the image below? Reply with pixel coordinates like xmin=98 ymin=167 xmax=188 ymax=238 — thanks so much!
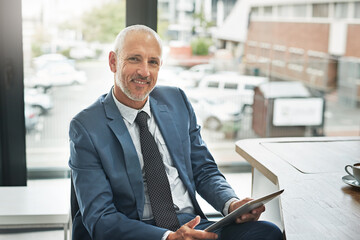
xmin=81 ymin=0 xmax=126 ymax=43
xmin=193 ymin=1 xmax=215 ymax=36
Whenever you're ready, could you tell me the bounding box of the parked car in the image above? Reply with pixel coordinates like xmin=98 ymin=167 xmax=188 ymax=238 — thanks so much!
xmin=33 ymin=53 xmax=73 ymax=70
xmin=24 ymin=75 xmax=51 ymax=92
xmin=180 ymin=64 xmax=215 ymax=87
xmin=24 ymin=104 xmax=40 ymax=132
xmin=187 ymin=94 xmax=242 ymax=131
xmin=27 ymin=62 xmax=87 ymax=88
xmin=197 ymin=73 xmax=269 ymax=107
xmin=157 ymin=65 xmax=193 ymax=89
xmin=24 ymin=88 xmax=53 ymax=114
xmin=69 ymin=47 xmax=97 ymax=60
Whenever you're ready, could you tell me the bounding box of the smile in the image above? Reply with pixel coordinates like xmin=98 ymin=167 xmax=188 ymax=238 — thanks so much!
xmin=133 ymin=79 xmax=149 ymax=85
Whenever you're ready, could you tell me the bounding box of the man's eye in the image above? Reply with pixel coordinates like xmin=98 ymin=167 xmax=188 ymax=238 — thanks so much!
xmin=128 ymin=57 xmax=139 ymax=62
xmin=149 ymin=60 xmax=159 ymax=65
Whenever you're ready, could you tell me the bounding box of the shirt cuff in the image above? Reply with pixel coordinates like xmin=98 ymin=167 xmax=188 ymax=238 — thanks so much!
xmin=222 ymin=197 xmax=239 ymax=216
xmin=162 ymin=230 xmax=172 ymax=240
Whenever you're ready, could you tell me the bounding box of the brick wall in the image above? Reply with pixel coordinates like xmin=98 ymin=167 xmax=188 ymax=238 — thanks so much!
xmin=346 ymin=24 xmax=360 ymax=58
xmin=244 ymin=21 xmax=337 ymax=91
xmin=247 ymin=21 xmax=330 ymax=52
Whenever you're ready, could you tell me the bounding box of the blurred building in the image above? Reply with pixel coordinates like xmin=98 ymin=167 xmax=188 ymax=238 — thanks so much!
xmin=158 ymin=0 xmax=237 ymax=42
xmin=243 ymin=0 xmax=360 ymax=107
xmin=214 ymin=0 xmax=360 ymax=107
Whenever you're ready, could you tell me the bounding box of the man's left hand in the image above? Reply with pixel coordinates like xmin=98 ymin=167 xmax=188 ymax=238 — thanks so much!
xmin=228 ymin=198 xmax=265 ymax=224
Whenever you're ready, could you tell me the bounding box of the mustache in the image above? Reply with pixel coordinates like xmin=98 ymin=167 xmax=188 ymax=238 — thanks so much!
xmin=131 ymin=74 xmax=150 ymax=81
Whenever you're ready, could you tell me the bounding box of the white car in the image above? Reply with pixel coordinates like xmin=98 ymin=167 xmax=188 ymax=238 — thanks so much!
xmin=180 ymin=64 xmax=215 ymax=87
xmin=24 ymin=88 xmax=53 ymax=114
xmin=24 ymin=104 xmax=40 ymax=132
xmin=29 ymin=62 xmax=87 ymax=88
xmin=33 ymin=53 xmax=70 ymax=70
xmin=187 ymin=94 xmax=242 ymax=131
xmin=197 ymin=73 xmax=269 ymax=107
xmin=157 ymin=65 xmax=193 ymax=89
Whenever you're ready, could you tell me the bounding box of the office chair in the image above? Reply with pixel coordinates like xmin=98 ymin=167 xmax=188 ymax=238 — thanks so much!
xmin=70 ymin=173 xmax=79 ymax=221
xmin=70 ymin=173 xmax=92 ymax=240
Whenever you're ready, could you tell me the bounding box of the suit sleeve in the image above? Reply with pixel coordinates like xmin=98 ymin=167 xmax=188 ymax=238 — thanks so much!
xmin=178 ymin=89 xmax=238 ymax=214
xmin=69 ymin=118 xmax=167 ymax=240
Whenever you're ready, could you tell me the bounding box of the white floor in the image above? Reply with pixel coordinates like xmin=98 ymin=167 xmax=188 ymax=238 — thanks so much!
xmin=0 ymin=172 xmax=251 ymax=240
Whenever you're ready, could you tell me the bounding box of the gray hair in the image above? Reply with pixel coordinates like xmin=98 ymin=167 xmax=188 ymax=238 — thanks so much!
xmin=113 ymin=25 xmax=163 ymax=56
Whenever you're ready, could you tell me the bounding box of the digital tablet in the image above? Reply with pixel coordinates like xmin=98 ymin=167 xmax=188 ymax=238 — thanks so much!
xmin=205 ymin=189 xmax=284 ymax=232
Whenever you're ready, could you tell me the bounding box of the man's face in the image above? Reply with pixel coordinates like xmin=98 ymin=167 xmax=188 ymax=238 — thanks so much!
xmin=111 ymin=31 xmax=162 ymax=109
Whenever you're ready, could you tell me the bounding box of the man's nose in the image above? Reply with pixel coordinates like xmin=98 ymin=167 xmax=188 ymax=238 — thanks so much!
xmin=137 ymin=62 xmax=150 ymax=77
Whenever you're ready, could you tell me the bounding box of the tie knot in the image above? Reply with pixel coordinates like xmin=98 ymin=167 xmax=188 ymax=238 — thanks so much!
xmin=135 ymin=111 xmax=148 ymax=128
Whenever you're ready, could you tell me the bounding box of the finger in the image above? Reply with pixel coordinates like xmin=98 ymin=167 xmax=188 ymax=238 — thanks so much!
xmin=251 ymin=205 xmax=265 ymax=215
xmin=235 ymin=213 xmax=257 ymax=223
xmin=184 ymin=215 xmax=201 ymax=229
xmin=189 ymin=229 xmax=218 ymax=239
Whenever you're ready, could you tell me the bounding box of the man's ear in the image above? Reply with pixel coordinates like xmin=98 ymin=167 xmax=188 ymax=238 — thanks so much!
xmin=109 ymin=51 xmax=117 ymax=73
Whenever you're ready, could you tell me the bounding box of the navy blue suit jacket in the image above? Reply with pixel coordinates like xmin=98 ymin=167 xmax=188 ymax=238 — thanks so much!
xmin=69 ymin=86 xmax=237 ymax=240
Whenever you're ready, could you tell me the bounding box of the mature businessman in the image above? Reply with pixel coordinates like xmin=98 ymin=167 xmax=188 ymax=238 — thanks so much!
xmin=69 ymin=25 xmax=283 ymax=240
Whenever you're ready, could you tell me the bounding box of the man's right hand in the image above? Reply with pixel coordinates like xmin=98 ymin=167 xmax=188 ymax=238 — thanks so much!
xmin=167 ymin=216 xmax=218 ymax=240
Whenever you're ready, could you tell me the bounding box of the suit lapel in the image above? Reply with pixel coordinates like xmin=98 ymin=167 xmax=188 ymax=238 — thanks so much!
xmin=103 ymin=90 xmax=145 ymax=219
xmin=150 ymin=98 xmax=188 ymax=181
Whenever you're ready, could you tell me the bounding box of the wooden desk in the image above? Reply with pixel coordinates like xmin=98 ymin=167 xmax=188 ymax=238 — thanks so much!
xmin=236 ymin=137 xmax=360 ymax=240
xmin=0 ymin=179 xmax=70 ymax=240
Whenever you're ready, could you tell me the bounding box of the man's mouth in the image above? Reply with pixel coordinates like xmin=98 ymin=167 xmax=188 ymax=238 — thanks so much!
xmin=133 ymin=79 xmax=149 ymax=85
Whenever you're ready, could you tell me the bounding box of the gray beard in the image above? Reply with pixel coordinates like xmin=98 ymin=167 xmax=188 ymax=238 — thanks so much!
xmin=115 ymin=76 xmax=151 ymax=102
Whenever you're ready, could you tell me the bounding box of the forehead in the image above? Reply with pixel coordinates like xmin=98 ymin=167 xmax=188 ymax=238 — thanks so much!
xmin=122 ymin=31 xmax=161 ymax=58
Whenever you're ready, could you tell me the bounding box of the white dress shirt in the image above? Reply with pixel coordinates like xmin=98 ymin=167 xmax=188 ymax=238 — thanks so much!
xmin=112 ymin=92 xmax=237 ymax=239
xmin=112 ymin=92 xmax=195 ymax=220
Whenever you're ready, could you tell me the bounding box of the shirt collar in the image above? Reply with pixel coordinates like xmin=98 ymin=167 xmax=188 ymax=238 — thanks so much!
xmin=112 ymin=89 xmax=151 ymax=125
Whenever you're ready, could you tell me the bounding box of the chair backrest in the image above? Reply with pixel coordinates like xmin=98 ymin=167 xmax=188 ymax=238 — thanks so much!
xmin=70 ymin=173 xmax=79 ymax=220
xmin=70 ymin=173 xmax=93 ymax=239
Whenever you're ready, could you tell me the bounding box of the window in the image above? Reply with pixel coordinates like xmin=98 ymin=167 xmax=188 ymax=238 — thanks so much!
xmin=306 ymin=51 xmax=328 ymax=77
xmin=293 ymin=4 xmax=307 ymax=18
xmin=312 ymin=3 xmax=329 ymax=18
xmin=259 ymin=43 xmax=271 ymax=63
xmin=22 ymin=0 xmax=124 ymax=174
xmin=244 ymin=84 xmax=256 ymax=90
xmin=251 ymin=7 xmax=259 ymax=17
xmin=278 ymin=5 xmax=292 ymax=18
xmin=288 ymin=47 xmax=304 ymax=72
xmin=354 ymin=2 xmax=360 ymax=18
xmin=158 ymin=1 xmax=170 ymax=20
xmin=272 ymin=45 xmax=286 ymax=68
xmin=264 ymin=6 xmax=272 ymax=16
xmin=334 ymin=2 xmax=348 ymax=19
xmin=207 ymin=81 xmax=219 ymax=88
xmin=158 ymin=0 xmax=360 ymax=142
xmin=224 ymin=83 xmax=238 ymax=90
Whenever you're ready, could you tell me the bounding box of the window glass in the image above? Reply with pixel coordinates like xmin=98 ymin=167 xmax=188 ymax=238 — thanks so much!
xmin=334 ymin=2 xmax=348 ymax=19
xmin=264 ymin=6 xmax=272 ymax=16
xmin=244 ymin=84 xmax=255 ymax=90
xmin=278 ymin=5 xmax=292 ymax=18
xmin=157 ymin=0 xmax=360 ymax=151
xmin=355 ymin=2 xmax=360 ymax=18
xmin=23 ymin=0 xmax=124 ymax=173
xmin=251 ymin=7 xmax=259 ymax=17
xmin=224 ymin=83 xmax=238 ymax=90
xmin=207 ymin=81 xmax=219 ymax=88
xmin=293 ymin=4 xmax=307 ymax=18
xmin=312 ymin=3 xmax=329 ymax=18
xmin=20 ymin=0 xmax=360 ymax=177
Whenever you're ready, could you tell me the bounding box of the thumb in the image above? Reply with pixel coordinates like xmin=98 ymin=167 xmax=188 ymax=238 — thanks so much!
xmin=184 ymin=215 xmax=201 ymax=229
